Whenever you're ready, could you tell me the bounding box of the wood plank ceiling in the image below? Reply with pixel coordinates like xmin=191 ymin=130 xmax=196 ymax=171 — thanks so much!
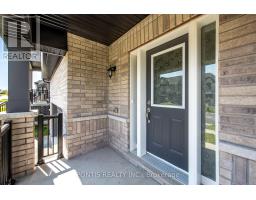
xmin=34 ymin=14 xmax=148 ymax=45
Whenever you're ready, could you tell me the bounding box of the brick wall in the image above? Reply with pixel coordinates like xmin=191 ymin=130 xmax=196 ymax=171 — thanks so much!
xmin=219 ymin=14 xmax=256 ymax=184
xmin=49 ymin=15 xmax=199 ymax=157
xmin=70 ymin=115 xmax=108 ymax=157
xmin=48 ymin=15 xmax=256 ymax=185
xmin=108 ymin=117 xmax=129 ymax=152
xmin=11 ymin=117 xmax=35 ymax=177
xmin=0 ymin=112 xmax=37 ymax=178
xmin=50 ymin=53 xmax=69 ymax=156
xmin=108 ymin=14 xmax=198 ymax=152
xmin=50 ymin=33 xmax=109 ymax=158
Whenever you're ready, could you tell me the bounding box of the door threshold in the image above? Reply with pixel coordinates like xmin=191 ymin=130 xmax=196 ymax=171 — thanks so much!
xmin=126 ymin=148 xmax=186 ymax=184
xmin=146 ymin=152 xmax=188 ymax=175
xmin=141 ymin=152 xmax=188 ymax=185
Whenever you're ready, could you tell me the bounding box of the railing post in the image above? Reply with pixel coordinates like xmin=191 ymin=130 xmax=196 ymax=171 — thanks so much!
xmin=1 ymin=121 xmax=15 ymax=185
xmin=6 ymin=121 xmax=12 ymax=183
xmin=37 ymin=114 xmax=44 ymax=165
xmin=57 ymin=113 xmax=63 ymax=159
xmin=4 ymin=120 xmax=15 ymax=185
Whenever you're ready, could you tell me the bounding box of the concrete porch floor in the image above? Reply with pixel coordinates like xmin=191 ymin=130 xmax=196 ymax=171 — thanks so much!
xmin=16 ymin=147 xmax=159 ymax=185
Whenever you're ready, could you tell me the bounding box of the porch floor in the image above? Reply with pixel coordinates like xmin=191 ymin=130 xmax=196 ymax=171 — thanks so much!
xmin=16 ymin=147 xmax=159 ymax=185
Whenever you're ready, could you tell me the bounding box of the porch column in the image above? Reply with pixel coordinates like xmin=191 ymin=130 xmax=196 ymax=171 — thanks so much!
xmin=8 ymin=60 xmax=30 ymax=113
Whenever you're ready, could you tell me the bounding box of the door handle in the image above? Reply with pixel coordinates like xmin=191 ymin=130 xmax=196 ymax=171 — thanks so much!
xmin=146 ymin=107 xmax=151 ymax=123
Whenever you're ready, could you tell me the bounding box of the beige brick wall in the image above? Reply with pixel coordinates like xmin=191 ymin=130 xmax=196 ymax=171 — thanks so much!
xmin=50 ymin=54 xmax=68 ymax=129
xmin=69 ymin=116 xmax=108 ymax=156
xmin=219 ymin=14 xmax=256 ymax=184
xmin=50 ymin=53 xmax=69 ymax=156
xmin=108 ymin=14 xmax=199 ymax=152
xmin=108 ymin=118 xmax=129 ymax=152
xmin=50 ymin=15 xmax=199 ymax=157
xmin=51 ymin=33 xmax=109 ymax=158
xmin=49 ymin=15 xmax=256 ymax=185
xmin=67 ymin=33 xmax=108 ymax=118
xmin=0 ymin=112 xmax=37 ymax=178
xmin=12 ymin=117 xmax=35 ymax=178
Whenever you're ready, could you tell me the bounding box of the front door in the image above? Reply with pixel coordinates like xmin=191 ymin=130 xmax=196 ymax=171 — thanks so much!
xmin=146 ymin=34 xmax=188 ymax=171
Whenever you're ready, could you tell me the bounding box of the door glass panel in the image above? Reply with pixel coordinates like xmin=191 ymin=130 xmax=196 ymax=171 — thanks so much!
xmin=201 ymin=22 xmax=216 ymax=181
xmin=153 ymin=46 xmax=183 ymax=107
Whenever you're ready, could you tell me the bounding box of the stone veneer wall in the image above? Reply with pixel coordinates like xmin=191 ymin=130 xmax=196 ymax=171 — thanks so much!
xmin=0 ymin=112 xmax=37 ymax=178
xmin=219 ymin=15 xmax=256 ymax=184
xmin=108 ymin=14 xmax=198 ymax=152
xmin=50 ymin=33 xmax=109 ymax=158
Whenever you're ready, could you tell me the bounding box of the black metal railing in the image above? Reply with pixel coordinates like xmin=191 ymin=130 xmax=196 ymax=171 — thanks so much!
xmin=0 ymin=102 xmax=7 ymax=112
xmin=37 ymin=113 xmax=63 ymax=165
xmin=0 ymin=121 xmax=15 ymax=185
xmin=30 ymin=89 xmax=50 ymax=104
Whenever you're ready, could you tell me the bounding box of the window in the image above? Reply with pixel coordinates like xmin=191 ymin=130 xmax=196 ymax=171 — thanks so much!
xmin=152 ymin=44 xmax=185 ymax=108
xmin=201 ymin=22 xmax=216 ymax=181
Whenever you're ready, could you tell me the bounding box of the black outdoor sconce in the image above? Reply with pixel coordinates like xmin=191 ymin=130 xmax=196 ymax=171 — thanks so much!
xmin=107 ymin=65 xmax=116 ymax=79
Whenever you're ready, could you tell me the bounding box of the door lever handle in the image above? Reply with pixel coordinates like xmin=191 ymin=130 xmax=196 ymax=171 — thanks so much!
xmin=146 ymin=107 xmax=151 ymax=123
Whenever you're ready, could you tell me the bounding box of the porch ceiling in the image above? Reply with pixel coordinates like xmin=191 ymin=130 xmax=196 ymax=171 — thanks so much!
xmin=34 ymin=14 xmax=149 ymax=45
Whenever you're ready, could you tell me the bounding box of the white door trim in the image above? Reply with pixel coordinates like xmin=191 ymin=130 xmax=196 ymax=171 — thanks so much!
xmin=129 ymin=54 xmax=137 ymax=152
xmin=129 ymin=14 xmax=219 ymax=185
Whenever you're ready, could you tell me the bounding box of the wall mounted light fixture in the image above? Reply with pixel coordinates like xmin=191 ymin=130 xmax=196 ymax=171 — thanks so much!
xmin=107 ymin=65 xmax=116 ymax=79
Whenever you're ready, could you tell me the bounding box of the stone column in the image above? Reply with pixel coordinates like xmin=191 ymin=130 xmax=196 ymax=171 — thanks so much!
xmin=0 ymin=111 xmax=37 ymax=178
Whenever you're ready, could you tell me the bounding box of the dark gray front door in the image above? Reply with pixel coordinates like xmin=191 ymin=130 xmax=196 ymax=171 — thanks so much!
xmin=146 ymin=34 xmax=188 ymax=171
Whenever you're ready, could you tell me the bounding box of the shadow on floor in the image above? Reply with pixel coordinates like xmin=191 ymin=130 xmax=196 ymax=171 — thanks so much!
xmin=16 ymin=147 xmax=159 ymax=185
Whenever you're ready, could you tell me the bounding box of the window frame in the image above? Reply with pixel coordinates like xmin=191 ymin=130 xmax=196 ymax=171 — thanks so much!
xmin=150 ymin=43 xmax=186 ymax=109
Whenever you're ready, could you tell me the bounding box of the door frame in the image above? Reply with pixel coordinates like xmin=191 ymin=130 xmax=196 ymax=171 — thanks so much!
xmin=146 ymin=35 xmax=189 ymax=172
xmin=129 ymin=14 xmax=219 ymax=185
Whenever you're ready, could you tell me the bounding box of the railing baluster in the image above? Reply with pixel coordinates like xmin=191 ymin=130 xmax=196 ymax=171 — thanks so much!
xmin=37 ymin=115 xmax=44 ymax=165
xmin=58 ymin=113 xmax=63 ymax=159
xmin=52 ymin=118 xmax=55 ymax=154
xmin=47 ymin=119 xmax=49 ymax=156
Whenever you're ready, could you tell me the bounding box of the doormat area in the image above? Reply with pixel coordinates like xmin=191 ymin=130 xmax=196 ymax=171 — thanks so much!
xmin=142 ymin=153 xmax=188 ymax=184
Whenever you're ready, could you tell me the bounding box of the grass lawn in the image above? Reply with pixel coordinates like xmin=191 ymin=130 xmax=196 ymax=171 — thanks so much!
xmin=0 ymin=99 xmax=7 ymax=112
xmin=34 ymin=125 xmax=49 ymax=138
xmin=206 ymin=123 xmax=215 ymax=131
xmin=205 ymin=132 xmax=216 ymax=144
xmin=204 ymin=123 xmax=216 ymax=144
xmin=0 ymin=99 xmax=7 ymax=103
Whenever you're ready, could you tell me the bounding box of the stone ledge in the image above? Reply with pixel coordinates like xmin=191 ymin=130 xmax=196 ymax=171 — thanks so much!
xmin=72 ymin=114 xmax=107 ymax=122
xmin=72 ymin=114 xmax=128 ymax=123
xmin=108 ymin=114 xmax=128 ymax=123
xmin=220 ymin=141 xmax=256 ymax=161
xmin=0 ymin=110 xmax=38 ymax=121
